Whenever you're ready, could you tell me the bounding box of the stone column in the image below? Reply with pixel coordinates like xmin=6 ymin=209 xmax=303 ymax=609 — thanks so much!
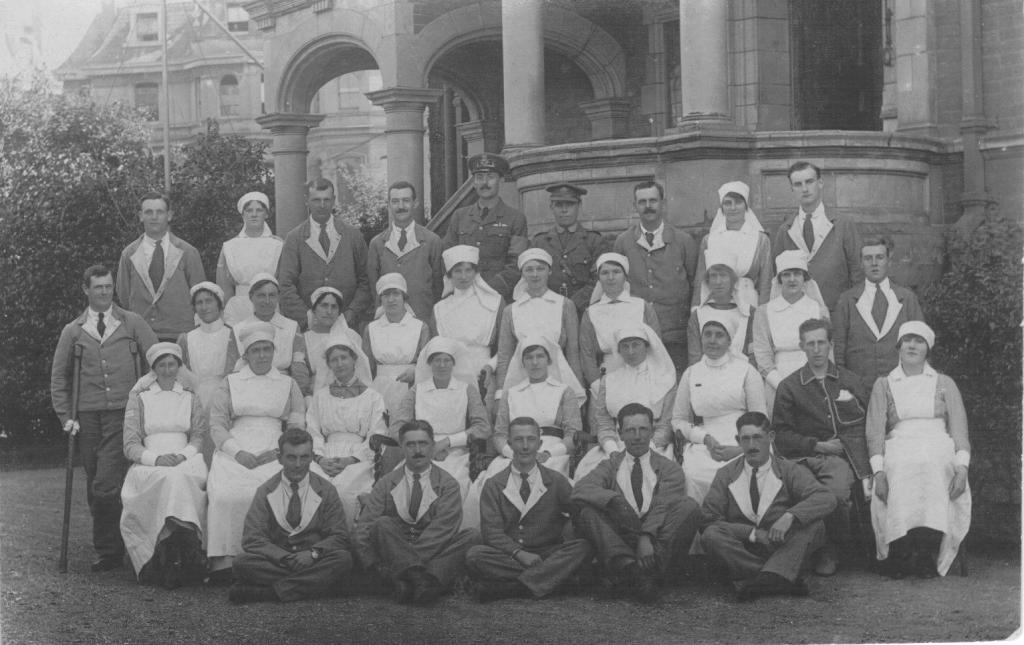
xmin=365 ymin=86 xmax=442 ymax=223
xmin=255 ymin=113 xmax=325 ymax=234
xmin=502 ymin=0 xmax=545 ymax=148
xmin=957 ymin=0 xmax=993 ymax=231
xmin=579 ymin=98 xmax=632 ymax=139
xmin=456 ymin=119 xmax=504 ymax=159
xmin=892 ymin=2 xmax=936 ymax=135
xmin=679 ymin=0 xmax=731 ymax=125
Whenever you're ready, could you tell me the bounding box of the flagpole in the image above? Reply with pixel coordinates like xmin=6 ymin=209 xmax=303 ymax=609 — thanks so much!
xmin=161 ymin=0 xmax=171 ymax=193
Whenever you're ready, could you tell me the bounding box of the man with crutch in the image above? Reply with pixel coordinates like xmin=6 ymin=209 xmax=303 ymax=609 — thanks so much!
xmin=51 ymin=265 xmax=157 ymax=572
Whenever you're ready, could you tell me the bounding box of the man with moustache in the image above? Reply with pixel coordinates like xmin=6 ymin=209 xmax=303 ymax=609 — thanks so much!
xmin=366 ymin=181 xmax=444 ymax=322
xmin=442 ymin=153 xmax=528 ymax=302
xmin=116 ymin=192 xmax=205 ymax=341
xmin=572 ymin=403 xmax=701 ymax=603
xmin=51 ymin=264 xmax=158 ymax=571
xmin=355 ymin=420 xmax=479 ymax=605
xmin=529 ymin=183 xmax=609 ymax=315
xmin=700 ymin=412 xmax=836 ymax=600
xmin=771 ymin=161 xmax=862 ymax=312
xmin=613 ymin=181 xmax=699 ymax=371
xmin=277 ymin=178 xmax=371 ymax=328
xmin=465 ymin=417 xmax=592 ymax=601
xmin=229 ymin=429 xmax=354 ymax=603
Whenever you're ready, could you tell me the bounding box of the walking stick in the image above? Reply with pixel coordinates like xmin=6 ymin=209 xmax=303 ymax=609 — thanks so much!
xmin=58 ymin=344 xmax=84 ymax=573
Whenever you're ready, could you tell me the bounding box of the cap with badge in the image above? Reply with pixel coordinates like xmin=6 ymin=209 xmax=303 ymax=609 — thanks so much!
xmin=546 ymin=182 xmax=587 ymax=203
xmin=468 ymin=153 xmax=510 ymax=176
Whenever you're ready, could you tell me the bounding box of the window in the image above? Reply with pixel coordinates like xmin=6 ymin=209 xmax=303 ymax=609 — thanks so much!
xmin=219 ymin=75 xmax=240 ymax=117
xmin=664 ymin=21 xmax=682 ymax=128
xmin=135 ymin=12 xmax=159 ymax=43
xmin=227 ymin=4 xmax=249 ymax=33
xmin=134 ymin=83 xmax=159 ymax=121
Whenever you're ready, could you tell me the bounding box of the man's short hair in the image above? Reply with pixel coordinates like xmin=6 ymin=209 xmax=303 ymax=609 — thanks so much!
xmin=788 ymin=161 xmax=821 ymax=181
xmin=82 ymin=264 xmax=112 ymax=288
xmin=508 ymin=416 xmax=540 ymax=436
xmin=798 ymin=318 xmax=833 ymax=343
xmin=399 ymin=419 xmax=434 ymax=441
xmin=633 ymin=180 xmax=664 ymax=200
xmin=278 ymin=428 xmax=314 ymax=452
xmin=139 ymin=191 xmax=170 ymax=210
xmin=306 ymin=178 xmax=336 ymax=194
xmin=388 ymin=180 xmax=417 ymax=201
xmin=735 ymin=411 xmax=770 ymax=433
xmin=861 ymin=234 xmax=893 ymax=255
xmin=617 ymin=402 xmax=654 ymax=429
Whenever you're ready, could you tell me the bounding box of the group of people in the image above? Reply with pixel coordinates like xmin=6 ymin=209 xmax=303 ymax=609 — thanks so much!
xmin=50 ymin=155 xmax=971 ymax=606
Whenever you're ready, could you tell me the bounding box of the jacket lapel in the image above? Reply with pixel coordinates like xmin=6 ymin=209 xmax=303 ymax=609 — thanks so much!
xmin=153 ymin=236 xmax=184 ymax=302
xmin=129 ymin=239 xmax=156 ymax=296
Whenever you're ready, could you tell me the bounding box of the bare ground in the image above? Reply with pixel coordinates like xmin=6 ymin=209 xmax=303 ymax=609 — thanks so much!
xmin=0 ymin=467 xmax=1019 ymax=645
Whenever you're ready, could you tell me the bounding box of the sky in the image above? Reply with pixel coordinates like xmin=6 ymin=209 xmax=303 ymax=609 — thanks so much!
xmin=0 ymin=0 xmax=105 ymax=78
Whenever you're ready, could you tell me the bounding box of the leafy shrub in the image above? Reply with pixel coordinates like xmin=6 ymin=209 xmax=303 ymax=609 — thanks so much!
xmin=335 ymin=165 xmax=388 ymax=243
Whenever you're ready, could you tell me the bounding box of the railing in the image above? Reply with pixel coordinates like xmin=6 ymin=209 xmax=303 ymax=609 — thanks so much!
xmin=426 ymin=176 xmax=477 ymax=236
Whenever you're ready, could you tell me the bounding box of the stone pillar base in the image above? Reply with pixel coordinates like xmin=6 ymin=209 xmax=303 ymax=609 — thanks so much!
xmin=579 ymin=98 xmax=632 ymax=140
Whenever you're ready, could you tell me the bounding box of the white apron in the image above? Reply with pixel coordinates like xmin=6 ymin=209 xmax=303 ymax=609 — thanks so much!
xmin=206 ymin=373 xmax=291 ymax=559
xmin=184 ymin=324 xmax=232 ymax=410
xmin=435 ymin=289 xmax=498 ymax=385
xmin=870 ymin=372 xmax=971 ymax=577
xmin=508 ymin=293 xmax=581 ymax=396
xmin=587 ymin=297 xmax=645 ymax=375
xmin=221 ymin=236 xmax=284 ymax=327
xmin=120 ymin=390 xmax=207 ymax=575
xmin=367 ymin=316 xmax=422 ymax=419
xmin=412 ymin=381 xmax=471 ymax=498
xmin=764 ymin=296 xmax=818 ymax=413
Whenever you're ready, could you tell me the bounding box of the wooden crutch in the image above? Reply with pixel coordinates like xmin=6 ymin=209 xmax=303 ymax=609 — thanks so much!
xmin=58 ymin=343 xmax=84 ymax=573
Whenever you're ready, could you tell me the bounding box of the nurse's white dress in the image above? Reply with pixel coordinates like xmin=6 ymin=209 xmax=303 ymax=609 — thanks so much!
xmin=120 ymin=381 xmax=208 ymax=576
xmin=752 ymin=292 xmax=829 ymax=415
xmin=434 ymin=279 xmax=502 ymax=386
xmin=366 ymin=312 xmax=426 ymax=419
xmin=217 ymin=225 xmax=284 ymax=327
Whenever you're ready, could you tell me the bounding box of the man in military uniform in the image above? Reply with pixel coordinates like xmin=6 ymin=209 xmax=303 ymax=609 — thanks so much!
xmin=529 ymin=183 xmax=609 ymax=315
xmin=442 ymin=153 xmax=528 ymax=302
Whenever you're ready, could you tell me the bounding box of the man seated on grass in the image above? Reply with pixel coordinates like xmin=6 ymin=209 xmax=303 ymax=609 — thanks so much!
xmin=355 ymin=420 xmax=478 ymax=605
xmin=229 ymin=429 xmax=353 ymax=603
xmin=465 ymin=416 xmax=591 ymax=601
xmin=700 ymin=412 xmax=836 ymax=600
xmin=571 ymin=403 xmax=701 ymax=603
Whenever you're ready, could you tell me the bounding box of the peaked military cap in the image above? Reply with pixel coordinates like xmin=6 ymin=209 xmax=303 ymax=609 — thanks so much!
xmin=468 ymin=153 xmax=510 ymax=176
xmin=546 ymin=182 xmax=588 ymax=202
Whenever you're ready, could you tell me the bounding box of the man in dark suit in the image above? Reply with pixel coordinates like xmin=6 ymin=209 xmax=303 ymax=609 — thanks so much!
xmin=572 ymin=402 xmax=701 ymax=602
xmin=832 ymin=235 xmax=924 ymax=392
xmin=701 ymin=412 xmax=836 ymax=600
xmin=466 ymin=416 xmax=591 ymax=601
xmin=276 ymin=178 xmax=371 ymax=328
xmin=529 ymin=183 xmax=609 ymax=315
xmin=229 ymin=429 xmax=354 ymax=603
xmin=355 ymin=420 xmax=478 ymax=605
xmin=771 ymin=161 xmax=863 ymax=311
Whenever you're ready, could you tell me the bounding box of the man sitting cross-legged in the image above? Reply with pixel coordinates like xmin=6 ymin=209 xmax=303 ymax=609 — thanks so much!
xmin=700 ymin=412 xmax=836 ymax=600
xmin=355 ymin=420 xmax=479 ymax=605
xmin=571 ymin=402 xmax=701 ymax=603
xmin=229 ymin=428 xmax=354 ymax=603
xmin=465 ymin=416 xmax=592 ymax=601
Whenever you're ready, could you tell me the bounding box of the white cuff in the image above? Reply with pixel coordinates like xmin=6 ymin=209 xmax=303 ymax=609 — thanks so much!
xmin=954 ymin=450 xmax=970 ymax=468
xmin=688 ymin=426 xmax=707 ymax=445
xmin=765 ymin=370 xmax=782 ymax=389
xmin=545 ymin=442 xmax=568 ymax=457
xmin=501 ymin=444 xmax=515 ymax=459
xmin=602 ymin=439 xmax=619 ymax=454
xmin=141 ymin=450 xmax=158 ymax=467
xmin=181 ymin=445 xmax=198 ymax=459
xmin=447 ymin=431 xmax=468 ymax=449
xmin=869 ymin=455 xmax=885 ymax=474
xmin=494 ymin=390 xmax=504 ymax=400
xmin=222 ymin=438 xmax=241 ymax=458
xmin=748 ymin=527 xmax=758 ymax=543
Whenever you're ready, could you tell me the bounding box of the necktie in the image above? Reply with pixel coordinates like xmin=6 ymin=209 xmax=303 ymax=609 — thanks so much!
xmin=149 ymin=239 xmax=164 ymax=290
xmin=318 ymin=223 xmax=331 ymax=257
xmin=631 ymin=458 xmax=644 ymax=511
xmin=644 ymin=231 xmax=655 ymax=248
xmin=96 ymin=312 xmax=106 ymax=338
xmin=871 ymin=286 xmax=888 ymax=329
xmin=802 ymin=213 xmax=815 ymax=252
xmin=408 ymin=473 xmax=423 ymax=520
xmin=286 ymin=481 xmax=302 ymax=529
xmin=519 ymin=472 xmax=530 ymax=504
xmin=480 ymin=206 xmax=490 ymax=223
xmin=397 ymin=227 xmax=408 ymax=251
xmin=749 ymin=467 xmax=761 ymax=514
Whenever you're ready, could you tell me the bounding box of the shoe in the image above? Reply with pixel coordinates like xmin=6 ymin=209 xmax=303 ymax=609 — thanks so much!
xmin=408 ymin=570 xmax=445 ymax=606
xmin=620 ymin=563 xmax=658 ymax=604
xmin=468 ymin=579 xmax=529 ymax=602
xmin=90 ymin=556 xmax=123 ymax=572
xmin=737 ymin=572 xmax=803 ymax=600
xmin=813 ymin=548 xmax=838 ymax=577
xmin=228 ymin=583 xmax=277 ymax=604
xmin=391 ymin=578 xmax=415 ymax=604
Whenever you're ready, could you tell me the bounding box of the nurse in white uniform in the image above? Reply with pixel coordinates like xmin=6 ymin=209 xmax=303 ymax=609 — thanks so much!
xmin=205 ymin=322 xmax=306 ymax=570
xmin=303 ymin=285 xmax=360 ymax=394
xmin=174 ymin=282 xmax=238 ymax=412
xmin=306 ymin=332 xmax=387 ymax=532
xmin=120 ymin=343 xmax=207 ymax=583
xmin=217 ymin=191 xmax=284 ymax=327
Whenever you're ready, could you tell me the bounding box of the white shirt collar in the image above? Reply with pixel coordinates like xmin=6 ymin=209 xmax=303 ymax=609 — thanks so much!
xmin=512 ymin=377 xmax=560 ymax=392
xmin=87 ymin=305 xmax=114 ymax=321
xmin=890 ymin=362 xmax=937 ymax=382
xmin=640 ymin=221 xmax=664 ymax=237
xmin=864 ymin=277 xmax=891 ymax=293
xmin=404 ymin=465 xmax=431 ymax=482
xmin=198 ymin=318 xmax=225 ymax=333
xmin=799 ymin=202 xmax=826 ymax=221
xmin=142 ymin=231 xmax=170 ymax=248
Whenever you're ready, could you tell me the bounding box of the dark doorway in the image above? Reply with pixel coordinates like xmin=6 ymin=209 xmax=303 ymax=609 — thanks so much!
xmin=791 ymin=0 xmax=883 ymax=130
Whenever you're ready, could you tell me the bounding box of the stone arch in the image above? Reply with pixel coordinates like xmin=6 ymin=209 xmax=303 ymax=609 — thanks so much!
xmin=276 ymin=34 xmax=380 ymax=113
xmin=412 ymin=5 xmax=626 ymax=100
